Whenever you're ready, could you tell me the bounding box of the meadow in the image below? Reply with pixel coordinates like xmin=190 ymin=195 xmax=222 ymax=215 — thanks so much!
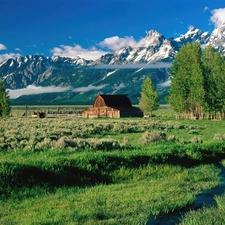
xmin=1 ymin=106 xmax=225 ymax=224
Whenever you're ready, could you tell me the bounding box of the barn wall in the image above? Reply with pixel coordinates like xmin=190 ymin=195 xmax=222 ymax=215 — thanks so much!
xmin=82 ymin=107 xmax=120 ymax=118
xmin=93 ymin=96 xmax=105 ymax=107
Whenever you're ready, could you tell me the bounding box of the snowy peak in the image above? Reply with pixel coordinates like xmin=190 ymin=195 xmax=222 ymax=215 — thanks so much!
xmin=138 ymin=30 xmax=165 ymax=48
xmin=208 ymin=22 xmax=225 ymax=53
xmin=175 ymin=27 xmax=210 ymax=46
xmin=95 ymin=30 xmax=178 ymax=65
xmin=210 ymin=22 xmax=225 ymax=41
xmin=0 ymin=55 xmax=91 ymax=89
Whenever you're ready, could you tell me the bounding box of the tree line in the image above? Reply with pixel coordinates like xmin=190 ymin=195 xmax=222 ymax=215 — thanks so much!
xmin=168 ymin=42 xmax=225 ymax=120
xmin=0 ymin=79 xmax=10 ymax=117
xmin=139 ymin=43 xmax=225 ymax=120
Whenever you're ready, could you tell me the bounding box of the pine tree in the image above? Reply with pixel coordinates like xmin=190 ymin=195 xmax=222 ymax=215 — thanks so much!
xmin=0 ymin=79 xmax=11 ymax=117
xmin=139 ymin=77 xmax=159 ymax=117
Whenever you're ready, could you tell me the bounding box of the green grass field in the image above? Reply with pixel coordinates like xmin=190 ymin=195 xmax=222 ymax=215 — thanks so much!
xmin=1 ymin=106 xmax=225 ymax=224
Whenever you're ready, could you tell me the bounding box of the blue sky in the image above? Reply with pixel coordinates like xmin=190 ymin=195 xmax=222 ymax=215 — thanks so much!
xmin=0 ymin=0 xmax=225 ymax=63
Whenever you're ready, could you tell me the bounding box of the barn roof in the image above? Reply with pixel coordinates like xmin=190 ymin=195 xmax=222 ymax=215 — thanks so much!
xmin=95 ymin=94 xmax=132 ymax=107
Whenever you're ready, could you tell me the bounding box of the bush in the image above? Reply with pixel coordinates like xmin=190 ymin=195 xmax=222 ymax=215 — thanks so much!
xmin=122 ymin=136 xmax=130 ymax=147
xmin=139 ymin=131 xmax=166 ymax=144
xmin=188 ymin=129 xmax=199 ymax=134
xmin=167 ymin=135 xmax=177 ymax=142
xmin=88 ymin=138 xmax=120 ymax=151
xmin=191 ymin=136 xmax=203 ymax=144
xmin=213 ymin=134 xmax=225 ymax=141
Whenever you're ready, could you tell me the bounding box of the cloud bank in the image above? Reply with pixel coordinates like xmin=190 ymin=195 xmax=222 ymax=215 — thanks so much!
xmin=99 ymin=36 xmax=137 ymax=51
xmin=94 ymin=62 xmax=172 ymax=69
xmin=51 ymin=32 xmax=163 ymax=60
xmin=0 ymin=53 xmax=21 ymax=63
xmin=72 ymin=84 xmax=106 ymax=92
xmin=51 ymin=44 xmax=108 ymax=60
xmin=8 ymin=85 xmax=71 ymax=99
xmin=8 ymin=84 xmax=106 ymax=99
xmin=210 ymin=8 xmax=225 ymax=28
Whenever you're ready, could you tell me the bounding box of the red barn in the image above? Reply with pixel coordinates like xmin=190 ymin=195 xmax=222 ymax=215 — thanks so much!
xmin=82 ymin=94 xmax=143 ymax=118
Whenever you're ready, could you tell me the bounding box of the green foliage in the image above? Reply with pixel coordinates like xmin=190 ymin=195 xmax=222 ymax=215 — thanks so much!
xmin=168 ymin=43 xmax=225 ymax=119
xmin=0 ymin=150 xmax=221 ymax=224
xmin=180 ymin=194 xmax=225 ymax=225
xmin=139 ymin=77 xmax=159 ymax=116
xmin=0 ymin=79 xmax=10 ymax=117
xmin=176 ymin=159 xmax=225 ymax=224
xmin=1 ymin=117 xmax=225 ymax=223
xmin=139 ymin=130 xmax=166 ymax=144
xmin=202 ymin=45 xmax=225 ymax=114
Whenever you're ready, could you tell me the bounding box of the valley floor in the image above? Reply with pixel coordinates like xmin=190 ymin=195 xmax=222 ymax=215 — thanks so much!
xmin=1 ymin=113 xmax=225 ymax=224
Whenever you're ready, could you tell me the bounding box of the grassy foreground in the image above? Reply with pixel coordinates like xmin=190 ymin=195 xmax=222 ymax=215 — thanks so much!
xmin=1 ymin=115 xmax=225 ymax=224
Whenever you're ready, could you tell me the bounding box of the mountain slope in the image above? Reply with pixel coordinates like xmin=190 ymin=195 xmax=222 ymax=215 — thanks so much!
xmin=93 ymin=30 xmax=179 ymax=65
xmin=0 ymin=55 xmax=91 ymax=89
xmin=11 ymin=66 xmax=170 ymax=104
xmin=1 ymin=23 xmax=225 ymax=105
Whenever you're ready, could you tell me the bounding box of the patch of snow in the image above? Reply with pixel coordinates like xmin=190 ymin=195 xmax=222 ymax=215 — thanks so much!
xmin=9 ymin=60 xmax=14 ymax=67
xmin=134 ymin=68 xmax=143 ymax=73
xmin=102 ymin=69 xmax=118 ymax=80
xmin=24 ymin=56 xmax=29 ymax=63
xmin=202 ymin=32 xmax=209 ymax=37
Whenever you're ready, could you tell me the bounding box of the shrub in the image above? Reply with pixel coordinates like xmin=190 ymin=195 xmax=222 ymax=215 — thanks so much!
xmin=191 ymin=136 xmax=203 ymax=144
xmin=88 ymin=138 xmax=120 ymax=151
xmin=167 ymin=135 xmax=177 ymax=142
xmin=52 ymin=136 xmax=76 ymax=149
xmin=35 ymin=138 xmax=52 ymax=151
xmin=122 ymin=136 xmax=130 ymax=147
xmin=213 ymin=134 xmax=225 ymax=141
xmin=74 ymin=138 xmax=90 ymax=149
xmin=139 ymin=131 xmax=166 ymax=144
xmin=179 ymin=138 xmax=188 ymax=145
xmin=188 ymin=129 xmax=199 ymax=134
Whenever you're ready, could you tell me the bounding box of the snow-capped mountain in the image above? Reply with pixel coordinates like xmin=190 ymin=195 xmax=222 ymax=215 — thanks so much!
xmin=93 ymin=23 xmax=225 ymax=65
xmin=208 ymin=22 xmax=225 ymax=54
xmin=94 ymin=31 xmax=179 ymax=65
xmin=174 ymin=26 xmax=210 ymax=47
xmin=0 ymin=55 xmax=91 ymax=89
xmin=0 ymin=23 xmax=225 ymax=104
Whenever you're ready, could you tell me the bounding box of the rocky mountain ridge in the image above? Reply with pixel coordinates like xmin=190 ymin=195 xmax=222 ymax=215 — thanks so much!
xmin=0 ymin=24 xmax=225 ymax=104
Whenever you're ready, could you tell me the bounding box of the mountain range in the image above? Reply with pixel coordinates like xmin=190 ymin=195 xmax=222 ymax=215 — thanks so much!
xmin=1 ymin=23 xmax=225 ymax=105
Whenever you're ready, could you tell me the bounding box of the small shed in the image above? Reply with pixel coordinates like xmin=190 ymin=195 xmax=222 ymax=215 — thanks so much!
xmin=82 ymin=94 xmax=143 ymax=118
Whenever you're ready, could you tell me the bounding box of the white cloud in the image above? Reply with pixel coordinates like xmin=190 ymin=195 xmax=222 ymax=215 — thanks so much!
xmin=51 ymin=44 xmax=108 ymax=60
xmin=210 ymin=8 xmax=225 ymax=28
xmin=8 ymin=84 xmax=106 ymax=98
xmin=112 ymin=83 xmax=125 ymax=91
xmin=160 ymin=80 xmax=171 ymax=87
xmin=204 ymin=6 xmax=210 ymax=12
xmin=73 ymin=84 xmax=106 ymax=92
xmin=0 ymin=44 xmax=7 ymax=50
xmin=8 ymin=85 xmax=71 ymax=99
xmin=0 ymin=53 xmax=21 ymax=63
xmin=99 ymin=36 xmax=137 ymax=51
xmin=15 ymin=48 xmax=22 ymax=51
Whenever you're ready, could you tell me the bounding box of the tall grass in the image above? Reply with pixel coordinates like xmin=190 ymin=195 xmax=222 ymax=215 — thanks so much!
xmin=1 ymin=116 xmax=225 ymax=224
xmin=0 ymin=163 xmax=220 ymax=224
